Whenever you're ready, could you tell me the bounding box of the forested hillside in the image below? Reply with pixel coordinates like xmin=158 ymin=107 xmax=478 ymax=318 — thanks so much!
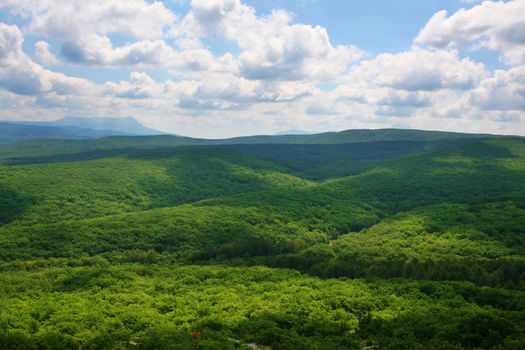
xmin=0 ymin=131 xmax=524 ymax=349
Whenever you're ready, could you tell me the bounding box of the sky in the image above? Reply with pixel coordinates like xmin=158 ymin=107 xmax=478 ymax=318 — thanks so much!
xmin=0 ymin=0 xmax=524 ymax=138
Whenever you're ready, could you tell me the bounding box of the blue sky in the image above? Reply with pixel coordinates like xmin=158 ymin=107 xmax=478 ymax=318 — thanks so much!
xmin=0 ymin=0 xmax=523 ymax=137
xmin=246 ymin=1 xmax=465 ymax=50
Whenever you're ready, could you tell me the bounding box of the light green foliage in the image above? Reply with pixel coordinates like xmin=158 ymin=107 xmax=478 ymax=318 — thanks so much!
xmin=1 ymin=263 xmax=524 ymax=349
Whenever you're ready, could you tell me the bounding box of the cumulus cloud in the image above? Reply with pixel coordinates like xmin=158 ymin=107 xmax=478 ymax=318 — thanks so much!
xmin=175 ymin=0 xmax=363 ymax=81
xmin=34 ymin=41 xmax=59 ymax=66
xmin=0 ymin=0 xmax=524 ymax=137
xmin=346 ymin=49 xmax=486 ymax=91
xmin=326 ymin=47 xmax=506 ymax=122
xmin=415 ymin=0 xmax=525 ymax=65
xmin=470 ymin=66 xmax=525 ymax=111
xmin=1 ymin=0 xmax=176 ymax=66
xmin=234 ymin=9 xmax=362 ymax=81
xmin=0 ymin=23 xmax=93 ymax=97
xmin=0 ymin=21 xmax=22 ymax=60
xmin=1 ymin=0 xmax=362 ymax=80
xmin=327 ymin=48 xmax=486 ymax=122
xmin=106 ymin=72 xmax=165 ymax=99
xmin=166 ymin=73 xmax=318 ymax=110
xmin=0 ymin=20 xmax=319 ymax=117
xmin=170 ymin=50 xmax=237 ymax=75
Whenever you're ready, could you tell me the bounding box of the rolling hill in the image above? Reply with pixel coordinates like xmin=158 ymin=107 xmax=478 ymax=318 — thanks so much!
xmin=0 ymin=127 xmax=509 ymax=161
xmin=0 ymin=130 xmax=524 ymax=349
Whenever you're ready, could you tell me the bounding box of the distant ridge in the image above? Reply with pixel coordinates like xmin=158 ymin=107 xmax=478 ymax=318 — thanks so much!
xmin=210 ymin=128 xmax=508 ymax=145
xmin=0 ymin=117 xmax=164 ymax=143
xmin=50 ymin=116 xmax=163 ymax=136
xmin=2 ymin=127 xmax=520 ymax=161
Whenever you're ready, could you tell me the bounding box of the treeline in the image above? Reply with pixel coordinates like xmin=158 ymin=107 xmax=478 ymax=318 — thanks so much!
xmin=266 ymin=254 xmax=525 ymax=289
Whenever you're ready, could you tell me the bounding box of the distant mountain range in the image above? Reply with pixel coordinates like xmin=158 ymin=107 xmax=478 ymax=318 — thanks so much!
xmin=49 ymin=116 xmax=162 ymax=135
xmin=0 ymin=117 xmax=164 ymax=143
xmin=1 ymin=116 xmax=519 ymax=147
xmin=1 ymin=126 xmax=519 ymax=164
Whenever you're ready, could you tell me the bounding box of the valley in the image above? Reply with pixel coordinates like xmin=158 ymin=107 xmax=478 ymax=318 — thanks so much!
xmin=0 ymin=129 xmax=524 ymax=349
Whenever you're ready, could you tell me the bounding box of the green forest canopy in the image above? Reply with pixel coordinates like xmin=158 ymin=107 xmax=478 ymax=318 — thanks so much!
xmin=0 ymin=131 xmax=524 ymax=349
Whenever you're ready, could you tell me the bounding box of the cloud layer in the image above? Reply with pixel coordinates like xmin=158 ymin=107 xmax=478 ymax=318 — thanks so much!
xmin=0 ymin=0 xmax=524 ymax=137
xmin=415 ymin=0 xmax=525 ymax=65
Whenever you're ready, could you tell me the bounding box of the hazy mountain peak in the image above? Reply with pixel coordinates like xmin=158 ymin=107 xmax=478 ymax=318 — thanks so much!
xmin=51 ymin=116 xmax=163 ymax=135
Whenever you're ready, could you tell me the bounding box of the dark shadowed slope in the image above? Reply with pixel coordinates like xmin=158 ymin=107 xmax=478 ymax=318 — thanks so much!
xmin=0 ymin=128 xmax=515 ymax=162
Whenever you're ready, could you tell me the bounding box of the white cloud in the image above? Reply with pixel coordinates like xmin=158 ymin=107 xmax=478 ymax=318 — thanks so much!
xmin=0 ymin=23 xmax=93 ymax=96
xmin=170 ymin=50 xmax=237 ymax=75
xmin=415 ymin=0 xmax=525 ymax=66
xmin=323 ymin=46 xmax=525 ymax=128
xmin=0 ymin=0 xmax=177 ymax=66
xmin=166 ymin=72 xmax=318 ymax=110
xmin=19 ymin=0 xmax=174 ymax=40
xmin=34 ymin=40 xmax=59 ymax=66
xmin=105 ymin=72 xmax=166 ymax=99
xmin=326 ymin=48 xmax=486 ymax=121
xmin=175 ymin=0 xmax=363 ymax=81
xmin=0 ymin=21 xmax=318 ymax=117
xmin=470 ymin=65 xmax=525 ymax=111
xmin=0 ymin=1 xmax=524 ymax=137
xmin=345 ymin=48 xmax=486 ymax=91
